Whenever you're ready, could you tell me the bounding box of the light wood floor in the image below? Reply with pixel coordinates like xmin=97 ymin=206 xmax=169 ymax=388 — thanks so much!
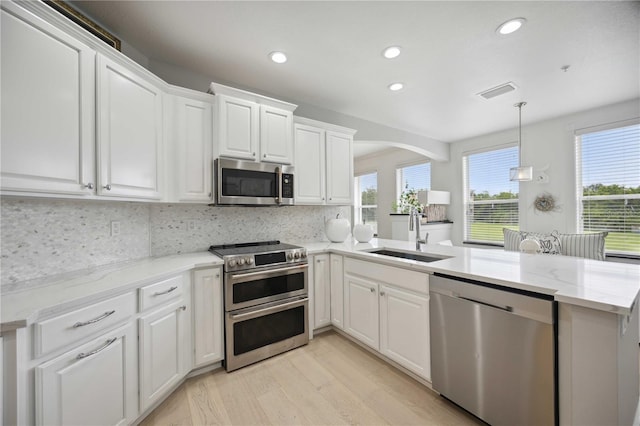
xmin=140 ymin=331 xmax=482 ymax=425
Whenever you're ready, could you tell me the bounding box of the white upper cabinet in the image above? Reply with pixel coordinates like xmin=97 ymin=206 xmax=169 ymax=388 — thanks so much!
xmin=210 ymin=82 xmax=296 ymax=164
xmin=326 ymin=130 xmax=354 ymax=205
xmin=293 ymin=124 xmax=326 ymax=204
xmin=97 ymin=54 xmax=163 ymax=199
xmin=0 ymin=3 xmax=96 ymax=195
xmin=167 ymin=91 xmax=214 ymax=202
xmin=260 ymin=105 xmax=294 ymax=163
xmin=216 ymin=95 xmax=259 ymax=161
xmin=293 ymin=117 xmax=356 ymax=205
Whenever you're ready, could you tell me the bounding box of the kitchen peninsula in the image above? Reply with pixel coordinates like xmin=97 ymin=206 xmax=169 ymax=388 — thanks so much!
xmin=3 ymin=238 xmax=638 ymax=425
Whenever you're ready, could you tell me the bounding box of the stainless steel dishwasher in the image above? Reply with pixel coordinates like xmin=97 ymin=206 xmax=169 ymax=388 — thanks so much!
xmin=430 ymin=274 xmax=556 ymax=426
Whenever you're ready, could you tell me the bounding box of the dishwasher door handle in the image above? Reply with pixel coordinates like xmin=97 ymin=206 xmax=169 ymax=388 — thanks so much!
xmin=459 ymin=296 xmax=513 ymax=313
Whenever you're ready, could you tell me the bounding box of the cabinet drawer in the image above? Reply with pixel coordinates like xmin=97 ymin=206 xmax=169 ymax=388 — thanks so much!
xmin=139 ymin=275 xmax=184 ymax=312
xmin=344 ymin=257 xmax=429 ymax=294
xmin=33 ymin=292 xmax=136 ymax=358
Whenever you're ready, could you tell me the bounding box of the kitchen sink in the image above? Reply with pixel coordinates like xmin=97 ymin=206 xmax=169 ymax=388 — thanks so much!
xmin=369 ymin=249 xmax=444 ymax=263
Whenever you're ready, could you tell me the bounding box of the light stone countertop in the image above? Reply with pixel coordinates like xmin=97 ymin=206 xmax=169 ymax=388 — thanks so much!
xmin=295 ymin=238 xmax=640 ymax=315
xmin=3 ymin=238 xmax=639 ymax=331
xmin=1 ymin=252 xmax=222 ymax=331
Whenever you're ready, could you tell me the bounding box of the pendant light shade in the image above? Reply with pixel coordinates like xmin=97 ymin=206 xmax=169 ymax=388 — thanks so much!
xmin=510 ymin=101 xmax=533 ymax=182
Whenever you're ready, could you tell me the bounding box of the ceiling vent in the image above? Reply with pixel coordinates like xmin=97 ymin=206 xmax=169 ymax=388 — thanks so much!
xmin=477 ymin=82 xmax=517 ymax=100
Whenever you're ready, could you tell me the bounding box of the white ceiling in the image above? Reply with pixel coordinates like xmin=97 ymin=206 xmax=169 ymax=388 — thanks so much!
xmin=72 ymin=1 xmax=639 ymax=144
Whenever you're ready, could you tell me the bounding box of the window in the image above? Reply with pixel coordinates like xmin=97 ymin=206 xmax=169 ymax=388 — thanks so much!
xmin=396 ymin=162 xmax=431 ymax=196
xmin=354 ymin=172 xmax=378 ymax=234
xmin=576 ymin=122 xmax=640 ymax=255
xmin=463 ymin=145 xmax=519 ymax=244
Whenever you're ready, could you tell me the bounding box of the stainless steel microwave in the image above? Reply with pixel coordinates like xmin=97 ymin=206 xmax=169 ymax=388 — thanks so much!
xmin=215 ymin=158 xmax=294 ymax=206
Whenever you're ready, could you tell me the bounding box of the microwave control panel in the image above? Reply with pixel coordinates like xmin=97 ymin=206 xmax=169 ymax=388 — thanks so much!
xmin=282 ymin=174 xmax=294 ymax=198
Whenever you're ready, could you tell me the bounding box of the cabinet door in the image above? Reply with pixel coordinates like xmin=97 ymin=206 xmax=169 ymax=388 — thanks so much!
xmin=139 ymin=301 xmax=189 ymax=412
xmin=192 ymin=268 xmax=224 ymax=367
xmin=294 ymin=124 xmax=326 ymax=204
xmin=35 ymin=323 xmax=138 ymax=426
xmin=313 ymin=254 xmax=331 ymax=329
xmin=217 ymin=95 xmax=259 ymax=161
xmin=344 ymin=274 xmax=379 ymax=349
xmin=260 ymin=106 xmax=293 ymax=164
xmin=326 ymin=131 xmax=353 ymax=205
xmin=330 ymin=254 xmax=344 ymax=330
xmin=380 ymin=285 xmax=430 ymax=380
xmin=1 ymin=4 xmax=95 ymax=195
xmin=97 ymin=54 xmax=163 ymax=199
xmin=175 ymin=96 xmax=213 ymax=201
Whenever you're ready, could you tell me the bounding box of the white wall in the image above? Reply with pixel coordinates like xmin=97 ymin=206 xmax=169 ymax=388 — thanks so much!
xmin=354 ymin=147 xmax=431 ymax=239
xmin=442 ymin=99 xmax=640 ymax=245
xmin=355 ymin=99 xmax=640 ymax=246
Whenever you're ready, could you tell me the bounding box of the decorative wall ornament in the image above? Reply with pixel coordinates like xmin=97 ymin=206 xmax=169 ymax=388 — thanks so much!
xmin=533 ymin=192 xmax=560 ymax=213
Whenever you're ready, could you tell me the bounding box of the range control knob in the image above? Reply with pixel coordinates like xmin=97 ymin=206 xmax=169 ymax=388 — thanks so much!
xmin=301 ymin=251 xmax=307 ymax=259
xmin=228 ymin=259 xmax=237 ymax=268
xmin=238 ymin=258 xmax=246 ymax=266
xmin=287 ymin=252 xmax=293 ymax=260
xmin=294 ymin=252 xmax=301 ymax=260
xmin=247 ymin=257 xmax=254 ymax=265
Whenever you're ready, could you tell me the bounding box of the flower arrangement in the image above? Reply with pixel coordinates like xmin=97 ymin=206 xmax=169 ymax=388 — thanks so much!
xmin=394 ymin=185 xmax=423 ymax=214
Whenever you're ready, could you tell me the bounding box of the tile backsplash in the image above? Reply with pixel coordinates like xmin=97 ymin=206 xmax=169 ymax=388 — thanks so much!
xmin=1 ymin=197 xmax=349 ymax=288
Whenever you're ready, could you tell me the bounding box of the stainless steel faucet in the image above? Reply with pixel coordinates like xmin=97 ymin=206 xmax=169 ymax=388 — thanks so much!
xmin=409 ymin=207 xmax=427 ymax=251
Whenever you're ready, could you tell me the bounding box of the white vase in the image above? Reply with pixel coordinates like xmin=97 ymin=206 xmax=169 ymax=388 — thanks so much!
xmin=325 ymin=216 xmax=350 ymax=242
xmin=353 ymin=224 xmax=374 ymax=243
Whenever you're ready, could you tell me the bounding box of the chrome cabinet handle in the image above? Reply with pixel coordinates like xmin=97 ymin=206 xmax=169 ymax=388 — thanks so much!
xmin=103 ymin=184 xmax=112 ymax=191
xmin=180 ymin=305 xmax=187 ymax=311
xmin=154 ymin=286 xmax=178 ymax=296
xmin=208 ymin=192 xmax=212 ymax=198
xmin=252 ymin=152 xmax=256 ymax=157
xmin=380 ymin=291 xmax=386 ymax=296
xmin=76 ymin=337 xmax=117 ymax=360
xmin=264 ymin=154 xmax=267 ymax=158
xmin=83 ymin=183 xmax=94 ymax=190
xmin=73 ymin=310 xmax=115 ymax=328
xmin=370 ymin=287 xmax=375 ymax=293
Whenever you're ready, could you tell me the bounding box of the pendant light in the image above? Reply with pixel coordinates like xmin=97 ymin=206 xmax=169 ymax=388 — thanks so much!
xmin=509 ymin=101 xmax=533 ymax=181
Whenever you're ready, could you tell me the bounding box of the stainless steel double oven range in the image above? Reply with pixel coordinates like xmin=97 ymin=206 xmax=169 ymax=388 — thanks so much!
xmin=209 ymin=241 xmax=309 ymax=372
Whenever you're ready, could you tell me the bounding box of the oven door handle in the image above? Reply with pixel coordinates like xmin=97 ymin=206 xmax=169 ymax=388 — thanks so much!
xmin=228 ymin=264 xmax=308 ymax=282
xmin=230 ymin=297 xmax=309 ymax=321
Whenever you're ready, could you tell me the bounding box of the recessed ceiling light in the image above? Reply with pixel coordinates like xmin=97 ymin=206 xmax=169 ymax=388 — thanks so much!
xmin=383 ymin=46 xmax=401 ymax=59
xmin=388 ymin=82 xmax=404 ymax=91
xmin=496 ymin=18 xmax=526 ymax=35
xmin=269 ymin=51 xmax=287 ymax=64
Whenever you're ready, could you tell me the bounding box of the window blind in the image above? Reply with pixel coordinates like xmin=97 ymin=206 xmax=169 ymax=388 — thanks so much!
xmin=464 ymin=145 xmax=519 ymax=243
xmin=577 ymin=123 xmax=640 ymax=255
xmin=398 ymin=162 xmax=431 ymax=193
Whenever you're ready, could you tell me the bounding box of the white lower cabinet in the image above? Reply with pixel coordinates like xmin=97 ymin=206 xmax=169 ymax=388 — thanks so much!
xmin=329 ymin=254 xmax=344 ymax=329
xmin=344 ymin=274 xmax=380 ymax=349
xmin=312 ymin=254 xmax=331 ymax=329
xmin=139 ymin=300 xmax=190 ymax=412
xmin=379 ymin=285 xmax=430 ymax=381
xmin=343 ymin=257 xmax=431 ymax=381
xmin=35 ymin=322 xmax=138 ymax=426
xmin=192 ymin=268 xmax=224 ymax=367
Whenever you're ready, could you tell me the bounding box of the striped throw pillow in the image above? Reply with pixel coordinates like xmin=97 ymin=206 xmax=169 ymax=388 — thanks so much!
xmin=558 ymin=232 xmax=608 ymax=261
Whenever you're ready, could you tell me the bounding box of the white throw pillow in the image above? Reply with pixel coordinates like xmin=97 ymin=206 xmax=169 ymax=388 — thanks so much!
xmin=503 ymin=228 xmax=562 ymax=255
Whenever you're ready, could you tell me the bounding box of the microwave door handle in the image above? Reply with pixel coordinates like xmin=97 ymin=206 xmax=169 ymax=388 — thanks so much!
xmin=275 ymin=166 xmax=283 ymax=205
